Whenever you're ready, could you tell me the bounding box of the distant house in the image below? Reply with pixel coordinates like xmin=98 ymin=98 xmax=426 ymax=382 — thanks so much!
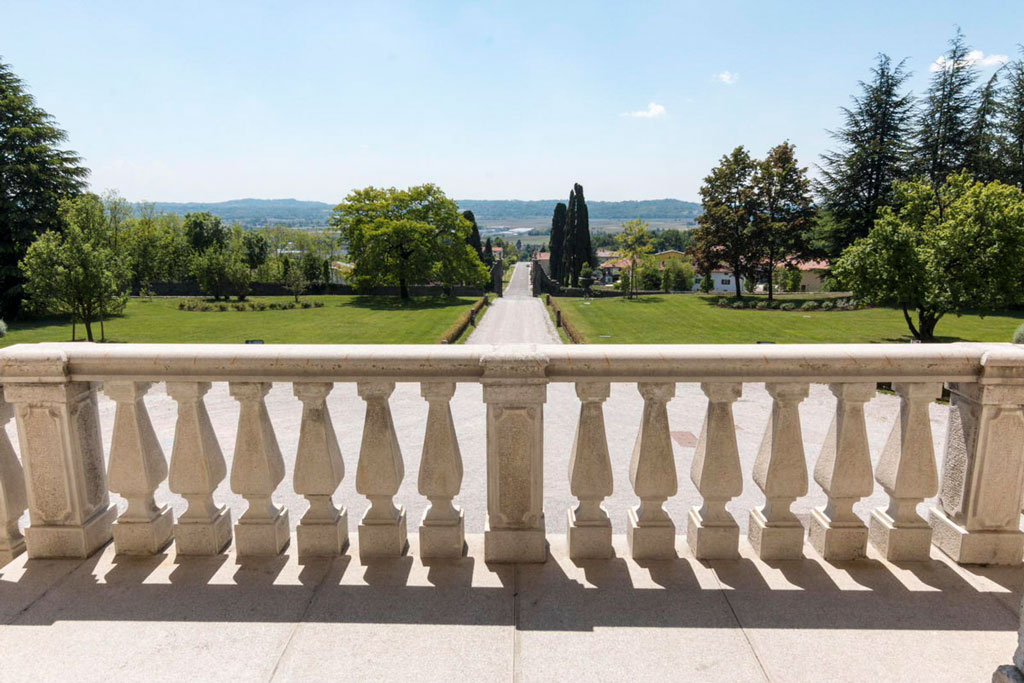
xmin=693 ymin=269 xmax=737 ymax=292
xmin=792 ymin=259 xmax=829 ymax=292
xmin=596 ymin=250 xmax=689 ymax=285
xmin=491 ymin=246 xmax=504 ymax=259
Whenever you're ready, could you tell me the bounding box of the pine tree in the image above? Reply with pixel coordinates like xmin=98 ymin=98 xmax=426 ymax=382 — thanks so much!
xmin=966 ymin=72 xmax=1004 ymax=183
xmin=548 ymin=202 xmax=567 ymax=283
xmin=916 ymin=29 xmax=980 ymax=188
xmin=0 ymin=59 xmax=88 ymax=318
xmin=816 ymin=54 xmax=915 ymax=257
xmin=1000 ymin=50 xmax=1024 ymax=190
xmin=463 ymin=210 xmax=483 ymax=261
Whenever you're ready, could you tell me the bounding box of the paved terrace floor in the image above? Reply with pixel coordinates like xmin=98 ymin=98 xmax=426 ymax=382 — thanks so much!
xmin=1 ymin=261 xmax=1020 ymax=680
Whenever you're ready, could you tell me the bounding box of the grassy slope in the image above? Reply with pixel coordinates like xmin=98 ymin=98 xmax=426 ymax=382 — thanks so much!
xmin=0 ymin=295 xmax=480 ymax=346
xmin=554 ymin=294 xmax=1024 ymax=344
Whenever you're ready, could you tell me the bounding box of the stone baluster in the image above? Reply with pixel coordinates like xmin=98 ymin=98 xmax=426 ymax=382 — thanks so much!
xmin=628 ymin=382 xmax=677 ymax=560
xmin=0 ymin=397 xmax=28 ymax=564
xmin=4 ymin=357 xmax=115 ymax=559
xmin=931 ymin=351 xmax=1024 ymax=565
xmin=809 ymin=382 xmax=875 ymax=561
xmin=229 ymin=382 xmax=289 ymax=556
xmin=482 ymin=350 xmax=548 ymax=563
xmin=167 ymin=381 xmax=231 ymax=555
xmin=568 ymin=381 xmax=613 ymax=560
xmin=293 ymin=382 xmax=347 ymax=559
xmin=418 ymin=382 xmax=465 ymax=559
xmin=749 ymin=382 xmax=809 ymax=560
xmin=104 ymin=381 xmax=173 ymax=555
xmin=355 ymin=381 xmax=407 ymax=559
xmin=869 ymin=382 xmax=943 ymax=561
xmin=688 ymin=382 xmax=743 ymax=560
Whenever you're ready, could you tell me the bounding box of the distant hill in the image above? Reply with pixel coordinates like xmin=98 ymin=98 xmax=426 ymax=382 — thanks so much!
xmin=140 ymin=197 xmax=701 ymax=228
xmin=457 ymin=199 xmax=701 ymax=222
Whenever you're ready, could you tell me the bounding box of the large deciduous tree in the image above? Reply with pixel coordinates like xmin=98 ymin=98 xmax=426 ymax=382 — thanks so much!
xmin=816 ymin=54 xmax=915 ymax=257
xmin=692 ymin=146 xmax=757 ymax=298
xmin=833 ymin=174 xmax=1024 ymax=341
xmin=330 ymin=184 xmax=486 ymax=299
xmin=751 ymin=142 xmax=814 ymax=302
xmin=548 ymin=202 xmax=567 ymax=283
xmin=0 ymin=60 xmax=89 ymax=318
xmin=916 ymin=29 xmax=979 ymax=188
xmin=183 ymin=211 xmax=229 ymax=254
xmin=20 ymin=194 xmax=129 ymax=341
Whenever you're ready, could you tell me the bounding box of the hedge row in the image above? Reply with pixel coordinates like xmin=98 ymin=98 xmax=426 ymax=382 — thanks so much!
xmin=546 ymin=295 xmax=584 ymax=344
xmin=439 ymin=296 xmax=489 ymax=344
xmin=178 ymin=299 xmax=325 ymax=312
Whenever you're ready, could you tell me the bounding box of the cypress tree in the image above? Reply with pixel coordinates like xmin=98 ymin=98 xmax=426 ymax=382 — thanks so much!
xmin=1000 ymin=50 xmax=1024 ymax=190
xmin=916 ymin=29 xmax=980 ymax=188
xmin=484 ymin=237 xmax=493 ymax=265
xmin=562 ymin=188 xmax=578 ymax=286
xmin=0 ymin=59 xmax=88 ymax=318
xmin=816 ymin=54 xmax=915 ymax=256
xmin=576 ymin=183 xmax=593 ymax=273
xmin=548 ymin=202 xmax=567 ymax=283
xmin=463 ymin=210 xmax=483 ymax=261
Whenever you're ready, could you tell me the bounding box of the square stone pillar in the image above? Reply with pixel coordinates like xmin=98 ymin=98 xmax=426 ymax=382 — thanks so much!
xmin=482 ymin=349 xmax=548 ymax=563
xmin=930 ymin=353 xmax=1024 ymax=565
xmin=3 ymin=353 xmax=115 ymax=558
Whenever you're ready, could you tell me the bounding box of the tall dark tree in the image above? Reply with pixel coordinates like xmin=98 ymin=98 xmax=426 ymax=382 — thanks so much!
xmin=916 ymin=29 xmax=980 ymax=188
xmin=548 ymin=202 xmax=567 ymax=283
xmin=562 ymin=182 xmax=593 ymax=287
xmin=0 ymin=59 xmax=89 ymax=318
xmin=816 ymin=54 xmax=915 ymax=257
xmin=1000 ymin=50 xmax=1024 ymax=190
xmin=752 ymin=142 xmax=814 ymax=302
xmin=484 ymin=237 xmax=494 ymax=266
xmin=966 ymin=72 xmax=1004 ymax=183
xmin=462 ymin=210 xmax=483 ymax=261
xmin=692 ymin=146 xmax=757 ymax=298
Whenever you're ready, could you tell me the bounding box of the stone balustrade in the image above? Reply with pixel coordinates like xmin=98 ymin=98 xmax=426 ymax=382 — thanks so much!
xmin=1 ymin=342 xmax=1023 ymax=566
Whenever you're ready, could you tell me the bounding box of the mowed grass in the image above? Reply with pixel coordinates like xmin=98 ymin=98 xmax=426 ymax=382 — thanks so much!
xmin=554 ymin=294 xmax=1024 ymax=344
xmin=0 ymin=295 xmax=481 ymax=346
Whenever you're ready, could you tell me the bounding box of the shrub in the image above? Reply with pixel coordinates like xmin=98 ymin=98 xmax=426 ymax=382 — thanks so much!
xmin=233 ymin=303 xmax=246 ymax=311
xmin=780 ymin=302 xmax=796 ymax=311
xmin=177 ymin=300 xmax=186 ymax=310
xmin=313 ymin=301 xmax=324 ymax=308
xmin=767 ymin=300 xmax=780 ymax=310
xmin=756 ymin=300 xmax=769 ymax=310
xmin=255 ymin=302 xmax=267 ymax=311
xmin=716 ymin=297 xmax=730 ymax=307
xmin=268 ymin=302 xmax=280 ymax=310
xmin=1014 ymin=324 xmax=1024 ymax=344
xmin=285 ymin=301 xmax=296 ymax=309
xmin=217 ymin=303 xmax=228 ymax=312
xmin=731 ymin=301 xmax=746 ymax=309
xmin=800 ymin=301 xmax=820 ymax=311
xmin=300 ymin=301 xmax=312 ymax=309
xmin=820 ymin=301 xmax=834 ymax=311
xmin=0 ymin=319 xmax=6 ymax=338
xmin=198 ymin=303 xmax=214 ymax=312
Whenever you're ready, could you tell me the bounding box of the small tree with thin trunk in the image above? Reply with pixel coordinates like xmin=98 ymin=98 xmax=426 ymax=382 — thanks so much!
xmin=615 ymin=218 xmax=653 ymax=299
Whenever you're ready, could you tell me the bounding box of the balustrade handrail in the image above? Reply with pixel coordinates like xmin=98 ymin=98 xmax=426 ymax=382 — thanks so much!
xmin=1 ymin=341 xmax=1019 ymax=384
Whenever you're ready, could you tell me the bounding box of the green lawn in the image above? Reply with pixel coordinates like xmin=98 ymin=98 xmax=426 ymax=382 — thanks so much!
xmin=553 ymin=294 xmax=1024 ymax=344
xmin=0 ymin=295 xmax=482 ymax=346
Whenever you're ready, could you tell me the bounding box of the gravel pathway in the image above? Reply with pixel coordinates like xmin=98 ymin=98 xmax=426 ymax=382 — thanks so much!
xmin=465 ymin=261 xmax=560 ymax=345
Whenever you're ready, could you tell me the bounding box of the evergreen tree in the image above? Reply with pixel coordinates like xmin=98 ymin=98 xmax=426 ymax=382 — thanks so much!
xmin=1000 ymin=50 xmax=1024 ymax=190
xmin=916 ymin=29 xmax=980 ymax=188
xmin=562 ymin=182 xmax=593 ymax=287
xmin=463 ymin=210 xmax=483 ymax=261
xmin=484 ymin=237 xmax=493 ymax=266
xmin=966 ymin=72 xmax=1004 ymax=183
xmin=548 ymin=202 xmax=567 ymax=283
xmin=816 ymin=54 xmax=915 ymax=257
xmin=0 ymin=59 xmax=89 ymax=318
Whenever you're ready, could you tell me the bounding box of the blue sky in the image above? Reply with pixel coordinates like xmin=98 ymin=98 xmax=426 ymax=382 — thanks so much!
xmin=1 ymin=1 xmax=1021 ymax=202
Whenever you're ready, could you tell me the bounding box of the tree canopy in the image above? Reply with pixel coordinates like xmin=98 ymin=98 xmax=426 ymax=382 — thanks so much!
xmin=833 ymin=174 xmax=1024 ymax=341
xmin=0 ymin=59 xmax=89 ymax=318
xmin=330 ymin=184 xmax=487 ymax=298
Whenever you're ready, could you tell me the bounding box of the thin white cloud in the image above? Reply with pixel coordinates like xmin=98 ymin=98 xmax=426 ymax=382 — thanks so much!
xmin=930 ymin=49 xmax=1008 ymax=72
xmin=621 ymin=102 xmax=667 ymax=118
xmin=714 ymin=70 xmax=739 ymax=85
